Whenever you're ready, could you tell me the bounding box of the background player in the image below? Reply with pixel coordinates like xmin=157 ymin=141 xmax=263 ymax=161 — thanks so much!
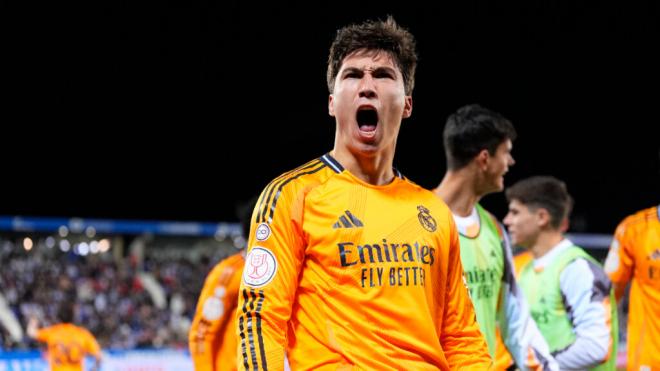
xmin=604 ymin=203 xmax=660 ymax=370
xmin=504 ymin=175 xmax=618 ymax=370
xmin=189 ymin=196 xmax=256 ymax=371
xmin=27 ymin=302 xmax=102 ymax=371
xmin=433 ymin=104 xmax=556 ymax=370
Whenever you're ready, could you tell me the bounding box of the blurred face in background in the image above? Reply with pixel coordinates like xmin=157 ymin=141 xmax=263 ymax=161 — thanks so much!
xmin=503 ymin=199 xmax=541 ymax=248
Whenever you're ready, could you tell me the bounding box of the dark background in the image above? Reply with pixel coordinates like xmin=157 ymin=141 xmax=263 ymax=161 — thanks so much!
xmin=3 ymin=1 xmax=659 ymax=233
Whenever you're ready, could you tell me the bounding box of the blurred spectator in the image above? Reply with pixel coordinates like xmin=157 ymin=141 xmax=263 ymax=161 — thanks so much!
xmin=0 ymin=233 xmax=236 ymax=350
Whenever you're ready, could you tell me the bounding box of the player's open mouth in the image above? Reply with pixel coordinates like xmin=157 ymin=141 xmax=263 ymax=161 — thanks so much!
xmin=356 ymin=107 xmax=378 ymax=135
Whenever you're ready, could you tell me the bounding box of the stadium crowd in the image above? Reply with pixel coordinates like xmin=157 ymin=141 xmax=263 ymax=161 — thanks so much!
xmin=0 ymin=235 xmax=234 ymax=351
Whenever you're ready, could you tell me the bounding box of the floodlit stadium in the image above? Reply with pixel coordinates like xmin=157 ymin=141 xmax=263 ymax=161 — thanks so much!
xmin=0 ymin=216 xmax=242 ymax=370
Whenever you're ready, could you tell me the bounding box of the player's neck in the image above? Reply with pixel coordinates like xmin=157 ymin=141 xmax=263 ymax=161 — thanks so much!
xmin=434 ymin=170 xmax=480 ymax=217
xmin=531 ymin=232 xmax=564 ymax=259
xmin=331 ymin=148 xmax=395 ymax=186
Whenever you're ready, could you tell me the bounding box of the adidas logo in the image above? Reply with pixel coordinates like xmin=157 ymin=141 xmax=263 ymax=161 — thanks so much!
xmin=332 ymin=210 xmax=364 ymax=229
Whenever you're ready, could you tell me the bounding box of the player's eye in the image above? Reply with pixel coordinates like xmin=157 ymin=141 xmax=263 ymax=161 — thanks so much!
xmin=373 ymin=70 xmax=395 ymax=79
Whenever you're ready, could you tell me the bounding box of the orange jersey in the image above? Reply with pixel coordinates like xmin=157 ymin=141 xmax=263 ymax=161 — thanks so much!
xmin=35 ymin=323 xmax=101 ymax=371
xmin=236 ymin=155 xmax=490 ymax=371
xmin=605 ymin=205 xmax=660 ymax=370
xmin=493 ymin=327 xmax=512 ymax=371
xmin=189 ymin=252 xmax=245 ymax=371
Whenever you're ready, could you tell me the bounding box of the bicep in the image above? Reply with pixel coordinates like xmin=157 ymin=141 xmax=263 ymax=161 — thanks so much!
xmin=236 ymin=185 xmax=306 ymax=369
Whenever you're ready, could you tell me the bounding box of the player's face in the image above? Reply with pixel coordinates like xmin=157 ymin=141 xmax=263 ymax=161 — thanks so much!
xmin=484 ymin=139 xmax=514 ymax=192
xmin=503 ymin=199 xmax=539 ymax=248
xmin=328 ymin=49 xmax=412 ymax=157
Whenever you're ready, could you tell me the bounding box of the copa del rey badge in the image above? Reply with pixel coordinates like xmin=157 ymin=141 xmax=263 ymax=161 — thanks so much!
xmin=243 ymin=247 xmax=278 ymax=288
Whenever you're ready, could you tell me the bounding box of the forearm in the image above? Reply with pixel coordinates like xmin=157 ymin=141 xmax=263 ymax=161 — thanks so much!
xmin=553 ymin=335 xmax=610 ymax=370
xmin=236 ymin=287 xmax=289 ymax=371
xmin=557 ymin=259 xmax=613 ymax=369
xmin=190 ymin=343 xmax=215 ymax=371
xmin=189 ymin=311 xmax=229 ymax=368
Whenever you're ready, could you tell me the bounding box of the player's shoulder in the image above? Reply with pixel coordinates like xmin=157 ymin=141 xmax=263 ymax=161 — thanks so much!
xmin=254 ymin=156 xmax=338 ymax=223
xmin=222 ymin=251 xmax=246 ymax=269
xmin=202 ymin=254 xmax=243 ymax=289
xmin=618 ymin=205 xmax=659 ymax=232
xmin=75 ymin=325 xmax=95 ymax=337
xmin=35 ymin=325 xmax=53 ymax=338
xmin=61 ymin=323 xmax=92 ymax=337
xmin=261 ymin=155 xmax=338 ymax=193
xmin=211 ymin=252 xmax=244 ymax=273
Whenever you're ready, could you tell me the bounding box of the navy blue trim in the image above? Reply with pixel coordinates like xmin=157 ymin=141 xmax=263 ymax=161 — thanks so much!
xmin=256 ymin=290 xmax=267 ymax=370
xmin=320 ymin=153 xmax=344 ymax=173
xmin=257 ymin=160 xmax=321 ymax=223
xmin=239 ymin=289 xmax=250 ymax=370
xmin=247 ymin=290 xmax=258 ymax=370
xmin=266 ymin=163 xmax=326 ymax=223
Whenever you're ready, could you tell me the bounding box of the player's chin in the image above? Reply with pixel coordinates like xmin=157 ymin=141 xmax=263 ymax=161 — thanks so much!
xmin=489 ymin=182 xmax=505 ymax=194
xmin=496 ymin=177 xmax=506 ymax=191
xmin=352 ymin=136 xmax=380 ymax=152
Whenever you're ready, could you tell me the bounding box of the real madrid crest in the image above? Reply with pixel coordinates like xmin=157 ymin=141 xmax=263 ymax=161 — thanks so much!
xmin=417 ymin=205 xmax=437 ymax=232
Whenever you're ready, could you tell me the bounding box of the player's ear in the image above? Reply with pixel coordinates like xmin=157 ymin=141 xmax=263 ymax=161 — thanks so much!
xmin=476 ymin=149 xmax=489 ymax=170
xmin=328 ymin=94 xmax=335 ymax=117
xmin=537 ymin=208 xmax=551 ymax=228
xmin=402 ymin=96 xmax=412 ymax=118
xmin=559 ymin=216 xmax=570 ymax=233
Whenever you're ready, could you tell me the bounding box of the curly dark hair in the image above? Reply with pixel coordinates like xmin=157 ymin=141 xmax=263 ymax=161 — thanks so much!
xmin=326 ymin=16 xmax=418 ymax=96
